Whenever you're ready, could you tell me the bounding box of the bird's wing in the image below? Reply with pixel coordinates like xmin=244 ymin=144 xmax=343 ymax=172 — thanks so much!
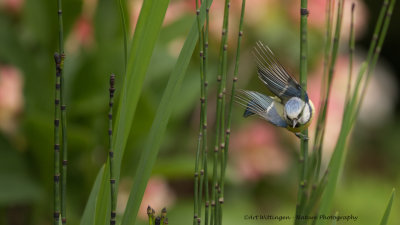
xmin=253 ymin=41 xmax=308 ymax=103
xmin=235 ymin=90 xmax=287 ymax=128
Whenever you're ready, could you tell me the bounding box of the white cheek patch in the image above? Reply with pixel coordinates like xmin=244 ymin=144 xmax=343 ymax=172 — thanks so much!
xmin=299 ymin=103 xmax=311 ymax=124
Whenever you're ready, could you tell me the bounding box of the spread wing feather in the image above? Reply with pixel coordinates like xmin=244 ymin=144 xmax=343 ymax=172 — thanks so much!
xmin=235 ymin=90 xmax=287 ymax=128
xmin=253 ymin=41 xmax=308 ymax=103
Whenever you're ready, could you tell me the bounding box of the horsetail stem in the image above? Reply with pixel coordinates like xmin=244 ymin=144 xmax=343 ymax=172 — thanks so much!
xmin=53 ymin=53 xmax=62 ymax=225
xmin=345 ymin=3 xmax=355 ymax=107
xmin=219 ymin=1 xmax=246 ymax=225
xmin=214 ymin=0 xmax=231 ymax=224
xmin=224 ymin=0 xmax=245 ymax=163
xmin=312 ymin=0 xmax=345 ymax=182
xmin=56 ymin=0 xmax=67 ymax=223
xmin=147 ymin=206 xmax=153 ymax=225
xmin=294 ymin=0 xmax=310 ymax=223
xmin=194 ymin=0 xmax=206 ymax=223
xmin=203 ymin=0 xmax=210 ymax=223
xmin=197 ymin=1 xmax=207 ymax=222
xmin=160 ymin=207 xmax=167 ymax=225
xmin=351 ymin=0 xmax=396 ymax=124
xmin=311 ymin=0 xmax=333 ymax=181
xmin=109 ymin=74 xmax=117 ymax=225
xmin=193 ymin=128 xmax=201 ymax=225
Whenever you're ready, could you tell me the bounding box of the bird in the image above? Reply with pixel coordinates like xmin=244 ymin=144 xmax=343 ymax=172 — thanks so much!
xmin=235 ymin=41 xmax=314 ymax=140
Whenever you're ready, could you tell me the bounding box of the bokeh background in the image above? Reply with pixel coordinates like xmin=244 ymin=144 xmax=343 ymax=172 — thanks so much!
xmin=0 ymin=0 xmax=399 ymax=224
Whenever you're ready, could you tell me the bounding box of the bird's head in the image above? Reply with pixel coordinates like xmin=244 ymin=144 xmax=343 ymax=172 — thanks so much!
xmin=284 ymin=97 xmax=312 ymax=128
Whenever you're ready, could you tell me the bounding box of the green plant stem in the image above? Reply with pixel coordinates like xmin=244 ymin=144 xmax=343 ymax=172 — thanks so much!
xmin=345 ymin=3 xmax=355 ymax=107
xmin=311 ymin=0 xmax=344 ymax=186
xmin=216 ymin=0 xmax=231 ymax=225
xmin=294 ymin=0 xmax=309 ymax=223
xmin=316 ymin=2 xmax=395 ymax=222
xmin=147 ymin=206 xmax=153 ymax=225
xmin=109 ymin=74 xmax=117 ymax=225
xmin=311 ymin=0 xmax=333 ymax=181
xmin=194 ymin=0 xmax=206 ymax=223
xmin=194 ymin=129 xmax=202 ymax=225
xmin=303 ymin=170 xmax=328 ymax=216
xmin=306 ymin=1 xmax=344 ymax=222
xmin=224 ymin=0 xmax=245 ymax=173
xmin=53 ymin=53 xmax=62 ymax=225
xmin=220 ymin=1 xmax=246 ymax=224
xmin=351 ymin=0 xmax=395 ymax=125
xmin=56 ymin=0 xmax=67 ymax=223
xmin=203 ymin=1 xmax=210 ymax=224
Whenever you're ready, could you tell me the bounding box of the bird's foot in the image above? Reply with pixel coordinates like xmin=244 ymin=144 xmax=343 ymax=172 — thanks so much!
xmin=295 ymin=132 xmax=309 ymax=140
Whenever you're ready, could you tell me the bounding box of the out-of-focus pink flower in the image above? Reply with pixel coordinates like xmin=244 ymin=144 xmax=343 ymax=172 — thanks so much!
xmin=0 ymin=0 xmax=24 ymax=14
xmin=0 ymin=65 xmax=23 ymax=134
xmin=117 ymin=176 xmax=175 ymax=219
xmin=66 ymin=16 xmax=94 ymax=52
xmin=230 ymin=122 xmax=289 ymax=181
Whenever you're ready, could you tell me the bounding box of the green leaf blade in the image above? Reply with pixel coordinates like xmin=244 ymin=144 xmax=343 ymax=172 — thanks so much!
xmin=80 ymin=165 xmax=105 ymax=225
xmin=379 ymin=189 xmax=395 ymax=225
xmin=121 ymin=1 xmax=213 ymax=224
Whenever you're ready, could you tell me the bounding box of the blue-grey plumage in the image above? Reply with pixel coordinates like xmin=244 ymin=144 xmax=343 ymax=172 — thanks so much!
xmin=236 ymin=42 xmax=314 ymax=139
xmin=236 ymin=90 xmax=287 ymax=127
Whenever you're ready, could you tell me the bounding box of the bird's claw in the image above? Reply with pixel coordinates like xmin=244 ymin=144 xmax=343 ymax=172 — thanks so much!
xmin=295 ymin=132 xmax=309 ymax=140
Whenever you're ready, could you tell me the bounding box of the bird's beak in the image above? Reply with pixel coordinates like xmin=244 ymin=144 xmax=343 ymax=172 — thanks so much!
xmin=292 ymin=119 xmax=297 ymax=128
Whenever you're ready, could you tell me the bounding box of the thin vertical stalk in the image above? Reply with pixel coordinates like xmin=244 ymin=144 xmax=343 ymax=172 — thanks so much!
xmin=210 ymin=135 xmax=218 ymax=225
xmin=215 ymin=0 xmax=230 ymax=224
xmin=194 ymin=0 xmax=205 ymax=223
xmin=345 ymin=3 xmax=355 ymax=107
xmin=202 ymin=0 xmax=210 ymax=223
xmin=53 ymin=53 xmax=62 ymax=225
xmin=160 ymin=208 xmax=167 ymax=225
xmin=109 ymin=74 xmax=117 ymax=225
xmin=220 ymin=0 xmax=246 ymax=225
xmin=56 ymin=0 xmax=67 ymax=223
xmin=364 ymin=0 xmax=389 ymax=66
xmin=294 ymin=0 xmax=309 ymax=223
xmin=351 ymin=0 xmax=395 ymax=124
xmin=147 ymin=206 xmax=154 ymax=225
xmin=315 ymin=1 xmax=396 ymax=220
xmin=311 ymin=0 xmax=333 ymax=180
xmin=302 ymin=1 xmax=344 ymax=220
xmin=197 ymin=4 xmax=207 ymax=224
xmin=349 ymin=0 xmax=390 ymax=124
xmin=224 ymin=0 xmax=246 ymax=173
xmin=57 ymin=0 xmax=64 ymax=54
xmin=193 ymin=129 xmax=202 ymax=225
xmin=311 ymin=0 xmax=344 ymax=181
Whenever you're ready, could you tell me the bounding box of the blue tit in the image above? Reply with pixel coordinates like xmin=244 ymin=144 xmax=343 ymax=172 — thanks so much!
xmin=235 ymin=41 xmax=315 ymax=139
